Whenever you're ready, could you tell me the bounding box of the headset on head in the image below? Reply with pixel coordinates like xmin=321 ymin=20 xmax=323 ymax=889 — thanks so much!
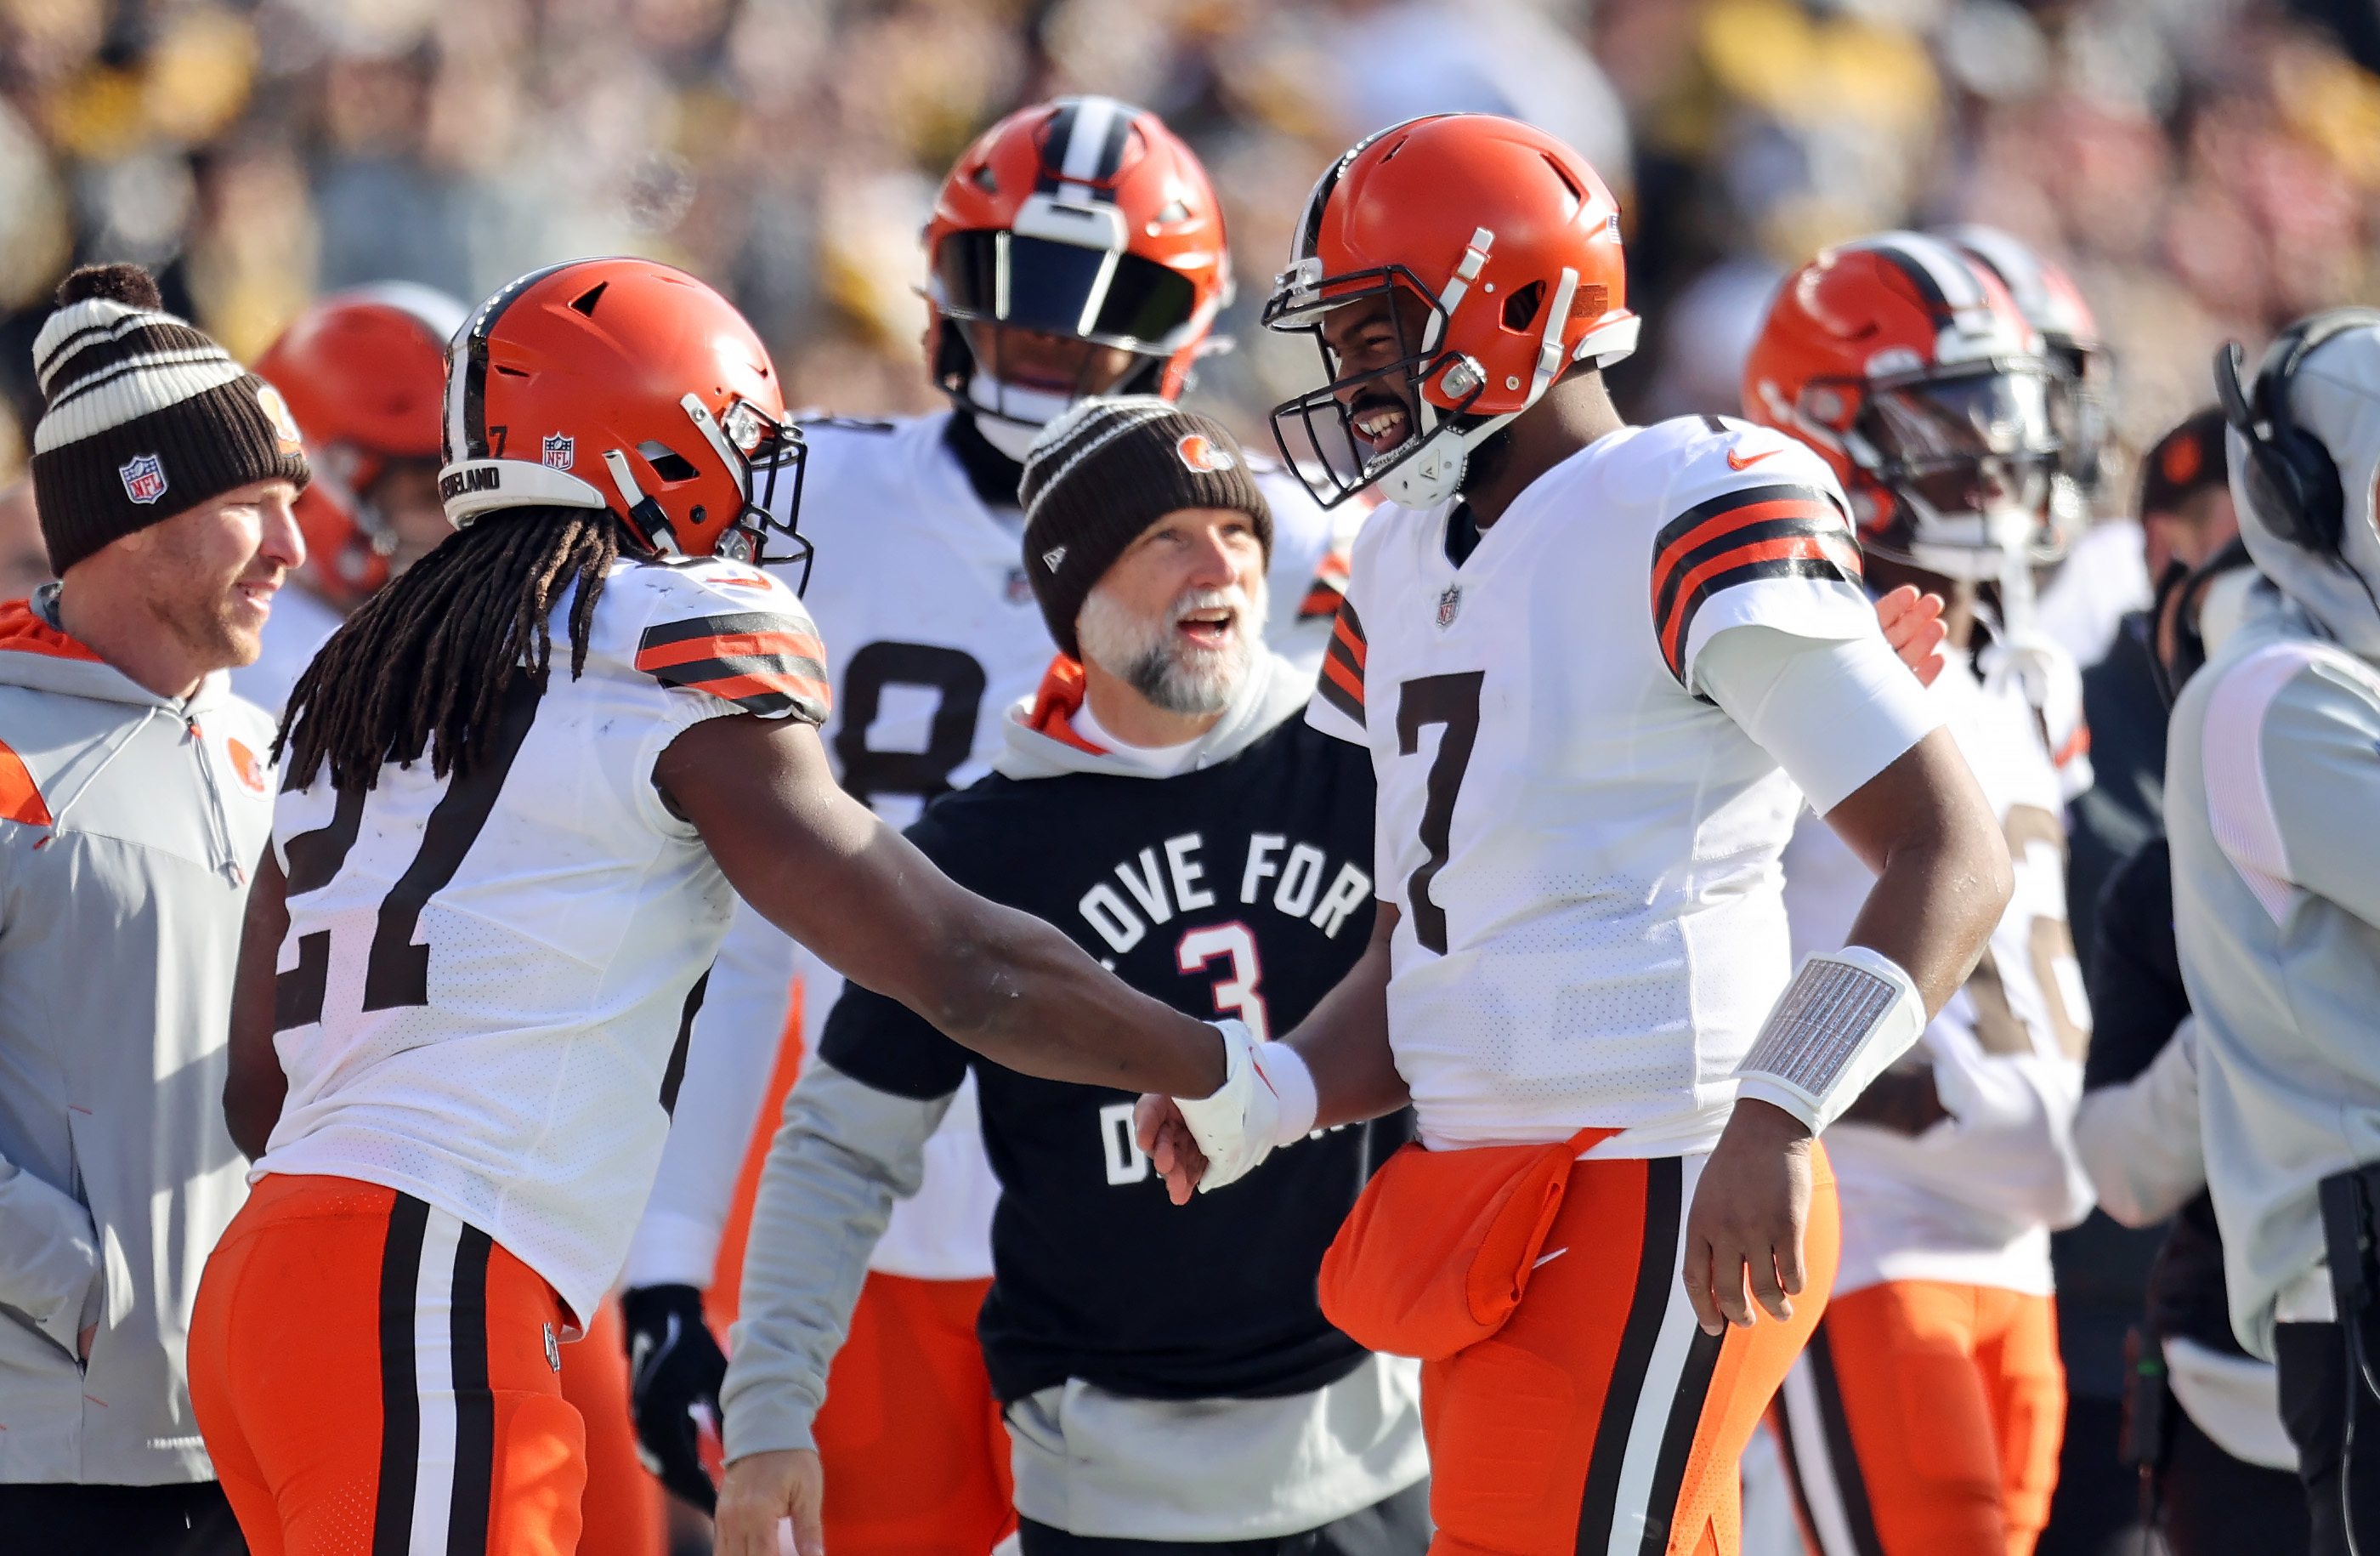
xmin=2214 ymin=307 xmax=2380 ymax=560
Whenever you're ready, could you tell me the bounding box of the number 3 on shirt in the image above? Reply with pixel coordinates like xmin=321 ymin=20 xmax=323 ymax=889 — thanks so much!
xmin=273 ymin=677 xmax=542 ymax=1031
xmin=1397 ymin=672 xmax=1484 ymax=956
xmin=1177 ymin=923 xmax=1270 ymax=1042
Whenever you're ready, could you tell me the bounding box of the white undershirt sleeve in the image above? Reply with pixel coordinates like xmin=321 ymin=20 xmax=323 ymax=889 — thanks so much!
xmin=1693 ymin=624 xmax=1944 ymax=815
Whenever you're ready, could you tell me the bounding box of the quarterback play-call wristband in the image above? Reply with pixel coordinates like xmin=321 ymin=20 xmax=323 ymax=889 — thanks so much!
xmin=1731 ymin=946 xmax=1928 ymax=1133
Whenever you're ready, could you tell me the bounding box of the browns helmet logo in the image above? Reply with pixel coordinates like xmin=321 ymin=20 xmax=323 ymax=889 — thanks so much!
xmin=1176 ymin=434 xmax=1235 ymax=474
xmin=254 ymin=383 xmax=305 ymax=457
xmin=225 ymin=737 xmax=269 ymax=796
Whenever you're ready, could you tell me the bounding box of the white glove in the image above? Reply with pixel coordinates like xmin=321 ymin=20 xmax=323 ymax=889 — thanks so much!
xmin=1980 ymin=629 xmax=2094 ymax=800
xmin=1171 ymin=1019 xmax=1318 ymax=1194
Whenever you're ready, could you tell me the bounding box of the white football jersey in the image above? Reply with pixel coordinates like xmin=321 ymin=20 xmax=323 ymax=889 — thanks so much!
xmin=1783 ymin=642 xmax=2095 ymax=1297
xmin=1306 ymin=416 xmax=1894 ymax=1156
xmin=255 ymin=555 xmax=829 ymax=1326
xmin=626 ymin=411 xmax=1350 ymax=1289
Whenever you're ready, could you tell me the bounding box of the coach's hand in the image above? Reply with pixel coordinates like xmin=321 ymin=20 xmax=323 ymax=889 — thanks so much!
xmin=717 ymin=1448 xmax=824 ymax=1556
xmin=1683 ymin=1099 xmax=1815 ymax=1336
xmin=1875 ymin=583 xmax=1948 ymax=688
xmin=622 ymin=1283 xmax=726 ymax=1513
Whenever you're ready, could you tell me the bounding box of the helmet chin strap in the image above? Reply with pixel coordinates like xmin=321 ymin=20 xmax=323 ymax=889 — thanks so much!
xmin=1380 ymin=409 xmax=1519 ymax=508
xmin=1896 ymin=486 xmax=2043 ymax=623
xmin=967 ymin=374 xmax=1075 ymax=462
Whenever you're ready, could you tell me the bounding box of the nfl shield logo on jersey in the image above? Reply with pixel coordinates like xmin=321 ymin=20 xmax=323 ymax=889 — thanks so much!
xmin=542 ymin=433 xmax=575 ymax=471
xmin=119 ymin=453 xmax=168 ymax=506
xmin=1436 ymin=584 xmax=1461 ymax=629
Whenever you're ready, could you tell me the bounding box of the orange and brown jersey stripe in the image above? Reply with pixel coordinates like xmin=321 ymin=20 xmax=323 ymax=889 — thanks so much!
xmin=1649 ymin=483 xmax=1863 ymax=684
xmin=1318 ymin=598 xmax=1367 ymax=727
xmin=636 ymin=610 xmax=832 ymax=723
xmin=1298 ymin=548 xmax=1353 ymax=621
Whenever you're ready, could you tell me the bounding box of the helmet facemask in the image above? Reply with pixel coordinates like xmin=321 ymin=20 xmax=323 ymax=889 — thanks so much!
xmin=2042 ymin=338 xmax=2113 ymax=552
xmin=930 ymin=222 xmax=1208 ymax=458
xmin=699 ymin=395 xmax=812 ymax=584
xmin=1265 ymin=264 xmax=1496 ymax=510
xmin=1821 ymin=361 xmax=2066 ymax=582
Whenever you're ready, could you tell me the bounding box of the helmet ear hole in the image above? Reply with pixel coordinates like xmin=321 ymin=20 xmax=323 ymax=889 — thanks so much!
xmin=1500 ymin=281 xmax=1545 ymax=334
xmin=638 ymin=441 xmax=700 ymax=483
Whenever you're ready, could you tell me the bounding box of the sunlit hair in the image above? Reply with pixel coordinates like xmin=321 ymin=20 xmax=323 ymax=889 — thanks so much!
xmin=1076 ymin=575 xmax=1269 ymax=718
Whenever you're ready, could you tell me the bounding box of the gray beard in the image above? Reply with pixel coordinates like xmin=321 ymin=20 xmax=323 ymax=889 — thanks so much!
xmin=1077 ymin=577 xmax=1269 ymax=718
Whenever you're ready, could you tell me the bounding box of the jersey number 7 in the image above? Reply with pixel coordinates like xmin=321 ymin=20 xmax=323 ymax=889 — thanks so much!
xmin=1397 ymin=672 xmax=1483 ymax=956
xmin=274 ymin=678 xmax=543 ymax=1031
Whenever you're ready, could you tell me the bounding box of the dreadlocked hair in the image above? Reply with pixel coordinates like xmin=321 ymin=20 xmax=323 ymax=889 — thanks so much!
xmin=276 ymin=504 xmax=636 ymax=792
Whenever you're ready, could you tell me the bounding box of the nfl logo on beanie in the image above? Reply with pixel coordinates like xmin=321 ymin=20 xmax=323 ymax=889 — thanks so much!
xmin=29 ymin=264 xmax=309 ymax=573
xmin=118 ymin=453 xmax=168 ymax=505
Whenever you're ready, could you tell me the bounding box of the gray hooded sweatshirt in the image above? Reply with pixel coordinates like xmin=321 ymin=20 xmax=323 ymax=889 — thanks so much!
xmin=2167 ymin=327 xmax=2380 ymax=1360
xmin=0 ymin=586 xmax=275 ymax=1482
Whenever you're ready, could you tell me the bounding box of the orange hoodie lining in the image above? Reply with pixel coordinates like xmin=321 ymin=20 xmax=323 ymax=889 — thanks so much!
xmin=1022 ymin=656 xmax=1108 ymax=756
xmin=0 ymin=598 xmax=101 ymax=663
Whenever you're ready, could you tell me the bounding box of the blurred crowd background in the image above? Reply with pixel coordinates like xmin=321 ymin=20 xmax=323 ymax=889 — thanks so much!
xmin=2 ymin=0 xmax=2378 ymax=514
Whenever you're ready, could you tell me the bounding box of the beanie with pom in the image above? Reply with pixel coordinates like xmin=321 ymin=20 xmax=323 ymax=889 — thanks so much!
xmin=31 ymin=263 xmax=309 ymax=573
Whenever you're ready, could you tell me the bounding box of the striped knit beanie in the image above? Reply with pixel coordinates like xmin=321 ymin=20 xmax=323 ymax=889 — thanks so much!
xmin=1019 ymin=396 xmax=1271 ymax=659
xmin=31 ymin=264 xmax=310 ymax=573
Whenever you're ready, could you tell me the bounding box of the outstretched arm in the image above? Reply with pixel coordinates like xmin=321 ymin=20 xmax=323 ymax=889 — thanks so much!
xmin=657 ymin=713 xmax=1224 ymax=1099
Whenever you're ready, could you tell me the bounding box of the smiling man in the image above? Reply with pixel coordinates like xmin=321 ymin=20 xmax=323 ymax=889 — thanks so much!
xmin=1141 ymin=116 xmax=2012 ymax=1556
xmin=0 ymin=263 xmax=304 ymax=1554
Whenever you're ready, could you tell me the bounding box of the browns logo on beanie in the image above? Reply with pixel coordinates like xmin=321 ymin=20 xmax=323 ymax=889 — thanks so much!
xmin=1018 ymin=395 xmax=1272 ymax=660
xmin=30 ymin=264 xmax=309 ymax=574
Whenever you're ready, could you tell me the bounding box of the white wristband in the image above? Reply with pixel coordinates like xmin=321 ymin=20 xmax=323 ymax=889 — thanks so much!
xmin=1256 ymin=1041 xmax=1318 ymax=1147
xmin=1733 ymin=946 xmax=1927 ymax=1133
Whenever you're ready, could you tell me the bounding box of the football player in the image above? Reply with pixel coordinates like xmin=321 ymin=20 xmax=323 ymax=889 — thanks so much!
xmin=243 ymin=278 xmax=672 ymax=1556
xmin=189 ymin=258 xmax=1229 ymax=1556
xmin=235 ymin=283 xmax=472 ymax=713
xmin=1746 ymin=235 xmax=2097 ymax=1556
xmin=1138 ymin=115 xmax=2013 ymax=1556
xmin=619 ymin=94 xmax=1345 ymax=1547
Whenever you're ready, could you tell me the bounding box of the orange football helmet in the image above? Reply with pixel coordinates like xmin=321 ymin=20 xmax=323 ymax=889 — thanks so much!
xmin=439 ymin=258 xmax=807 ymax=576
xmin=1263 ymin=113 xmax=1637 ymax=508
xmin=1743 ymin=232 xmax=2064 ymax=581
xmin=926 ymin=96 xmax=1231 ymax=449
xmin=254 ymin=282 xmax=470 ymax=608
xmin=1938 ymin=224 xmax=2111 ymax=536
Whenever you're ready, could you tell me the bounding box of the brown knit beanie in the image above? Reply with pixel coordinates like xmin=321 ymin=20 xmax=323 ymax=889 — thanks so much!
xmin=1018 ymin=396 xmax=1272 ymax=659
xmin=30 ymin=264 xmax=310 ymax=573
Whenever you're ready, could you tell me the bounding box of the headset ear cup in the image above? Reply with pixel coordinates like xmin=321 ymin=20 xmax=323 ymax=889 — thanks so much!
xmin=2279 ymin=424 xmax=2348 ymax=556
xmin=2247 ymin=439 xmax=2310 ymax=548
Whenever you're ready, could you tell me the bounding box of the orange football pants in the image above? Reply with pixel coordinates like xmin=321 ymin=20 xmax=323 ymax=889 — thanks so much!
xmin=190 ymin=1173 xmax=586 ymax=1556
xmin=1423 ymin=1149 xmax=1839 ymax=1556
xmin=1770 ymin=1281 xmax=2065 ymax=1556
xmin=811 ymin=1270 xmax=1015 ymax=1553
xmin=557 ymin=1298 xmax=664 ymax=1556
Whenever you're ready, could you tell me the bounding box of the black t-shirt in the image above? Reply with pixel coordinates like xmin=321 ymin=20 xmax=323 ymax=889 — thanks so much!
xmin=820 ymin=714 xmax=1406 ymax=1406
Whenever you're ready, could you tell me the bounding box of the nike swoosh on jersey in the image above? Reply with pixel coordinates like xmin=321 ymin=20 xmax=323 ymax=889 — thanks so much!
xmin=1726 ymin=446 xmax=1782 ymax=471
